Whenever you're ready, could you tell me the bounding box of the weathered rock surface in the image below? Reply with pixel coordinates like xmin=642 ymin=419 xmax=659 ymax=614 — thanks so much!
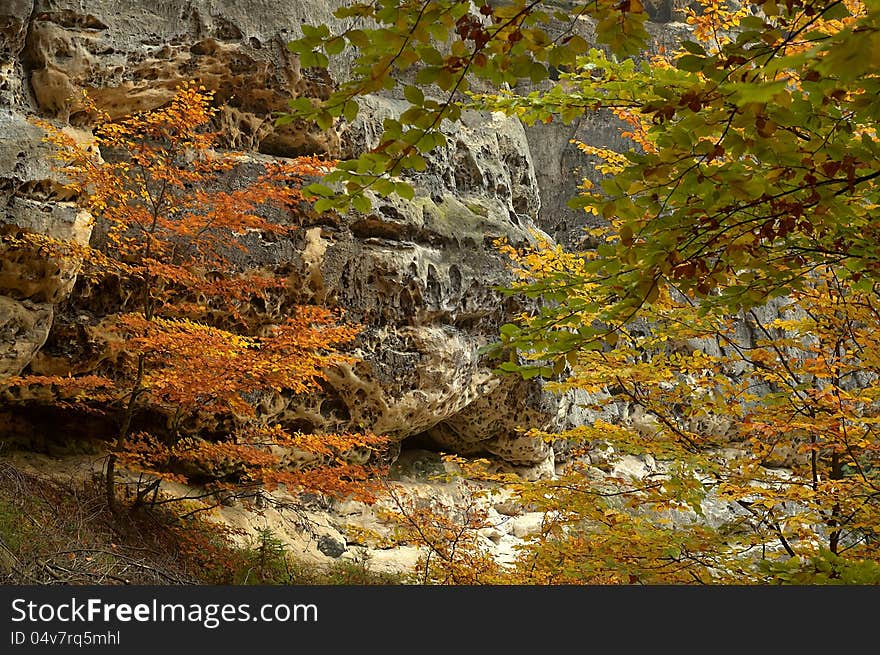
xmin=256 ymin=96 xmax=573 ymax=470
xmin=0 ymin=296 xmax=52 ymax=376
xmin=0 ymin=0 xmax=795 ymax=483
xmin=0 ymin=1 xmax=807 ymax=577
xmin=0 ymin=108 xmax=92 ymax=376
xmin=518 ymin=17 xmax=694 ymax=247
xmin=0 ymin=0 xmax=575 ymax=475
xmin=1 ymin=200 xmax=91 ymax=301
xmin=22 ymin=0 xmax=353 ymax=155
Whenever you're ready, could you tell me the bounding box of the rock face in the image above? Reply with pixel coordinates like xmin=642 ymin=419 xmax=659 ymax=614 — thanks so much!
xmin=518 ymin=17 xmax=694 ymax=248
xmin=1 ymin=30 xmax=94 ymax=376
xmin=0 ymin=297 xmax=52 ymax=376
xmin=1 ymin=0 xmax=795 ymax=576
xmin=0 ymin=1 xmax=739 ymax=477
xmin=0 ymin=0 xmax=588 ymax=474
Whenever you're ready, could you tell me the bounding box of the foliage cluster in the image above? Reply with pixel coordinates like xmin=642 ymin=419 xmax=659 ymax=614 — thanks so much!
xmin=285 ymin=0 xmax=880 ymax=583
xmin=1 ymin=85 xmax=385 ymax=514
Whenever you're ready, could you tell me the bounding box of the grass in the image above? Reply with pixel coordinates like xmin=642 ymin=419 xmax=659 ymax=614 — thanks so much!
xmin=230 ymin=528 xmax=404 ymax=584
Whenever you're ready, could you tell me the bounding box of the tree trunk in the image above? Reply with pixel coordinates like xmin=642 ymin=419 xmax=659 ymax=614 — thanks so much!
xmin=106 ymin=355 xmax=145 ymax=513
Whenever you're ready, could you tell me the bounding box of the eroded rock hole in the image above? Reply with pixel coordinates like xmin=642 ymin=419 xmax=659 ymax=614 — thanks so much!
xmin=318 ymin=395 xmax=350 ymax=422
xmin=426 ymin=264 xmax=440 ymax=304
xmin=286 ymin=419 xmax=315 ymax=434
xmin=448 ymin=264 xmax=462 ymax=294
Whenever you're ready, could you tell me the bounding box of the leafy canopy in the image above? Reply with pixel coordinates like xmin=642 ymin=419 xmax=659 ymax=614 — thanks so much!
xmin=285 ymin=0 xmax=880 ymax=582
xmin=286 ymin=0 xmax=880 ymax=318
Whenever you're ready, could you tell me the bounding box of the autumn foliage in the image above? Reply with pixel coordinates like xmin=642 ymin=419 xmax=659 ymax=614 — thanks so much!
xmin=284 ymin=0 xmax=880 ymax=583
xmin=487 ymin=0 xmax=880 ymax=583
xmin=4 ymin=0 xmax=880 ymax=585
xmin=2 ymin=84 xmax=384 ymax=511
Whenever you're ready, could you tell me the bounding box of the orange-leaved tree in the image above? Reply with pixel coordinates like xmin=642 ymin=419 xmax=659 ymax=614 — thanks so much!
xmin=1 ymin=84 xmax=385 ymax=512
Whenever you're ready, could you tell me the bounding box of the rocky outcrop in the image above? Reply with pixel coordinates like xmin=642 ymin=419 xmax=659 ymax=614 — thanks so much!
xmin=1 ymin=0 xmax=804 ymax=577
xmin=0 ymin=297 xmax=52 ymax=376
xmin=252 ymin=102 xmax=570 ymax=471
xmin=0 ymin=0 xmax=578 ymax=474
xmin=0 ymin=71 xmax=93 ymax=375
xmin=21 ymin=0 xmax=352 ymax=155
xmin=0 ymin=1 xmax=766 ymax=481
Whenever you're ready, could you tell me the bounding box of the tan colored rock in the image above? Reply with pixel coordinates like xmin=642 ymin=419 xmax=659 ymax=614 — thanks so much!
xmin=0 ymin=297 xmax=53 ymax=376
xmin=23 ymin=1 xmax=347 ymax=155
xmin=1 ymin=201 xmax=92 ymax=303
xmin=0 ymin=112 xmax=94 ymax=374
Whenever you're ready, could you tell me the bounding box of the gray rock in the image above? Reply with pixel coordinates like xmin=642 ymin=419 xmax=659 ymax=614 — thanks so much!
xmin=0 ymin=112 xmax=93 ymax=376
xmin=0 ymin=0 xmax=596 ymax=472
xmin=316 ymin=533 xmax=346 ymax=558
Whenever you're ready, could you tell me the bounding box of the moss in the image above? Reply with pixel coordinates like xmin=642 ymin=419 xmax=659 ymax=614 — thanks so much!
xmin=464 ymin=200 xmax=489 ymax=218
xmin=416 ymin=194 xmax=514 ymax=245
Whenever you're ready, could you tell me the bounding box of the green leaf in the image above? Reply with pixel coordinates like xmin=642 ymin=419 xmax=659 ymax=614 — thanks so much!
xmin=565 ymin=35 xmax=589 ymax=55
xmin=500 ymin=323 xmax=520 ymax=339
xmin=404 ymin=85 xmax=425 ymax=106
xmin=676 ymin=55 xmax=704 ymax=72
xmin=313 ymin=198 xmax=335 ymax=213
xmin=305 ymin=183 xmax=335 ymax=198
xmin=352 ymin=194 xmax=371 ymax=213
xmin=373 ymin=178 xmax=396 ymax=197
xmin=288 ymin=96 xmax=315 ymax=116
xmin=325 ymin=37 xmax=346 ymax=56
xmin=680 ymin=40 xmax=705 ymax=55
xmin=521 ymin=366 xmax=540 ymax=380
xmin=315 ymin=110 xmax=334 ymax=130
xmin=729 ymin=80 xmax=787 ymax=105
xmin=822 ymin=2 xmax=853 ymax=20
xmin=347 ymin=29 xmax=369 ymax=49
xmin=416 ymin=67 xmax=440 ymax=85
xmin=301 ymin=24 xmax=330 ymax=40
xmin=343 ymin=100 xmax=359 ymax=122
xmin=403 ymin=153 xmax=427 ymax=171
xmin=394 ymin=182 xmax=415 ymax=200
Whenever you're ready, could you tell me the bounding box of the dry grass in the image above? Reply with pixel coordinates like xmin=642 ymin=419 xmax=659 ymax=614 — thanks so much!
xmin=0 ymin=457 xmax=404 ymax=585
